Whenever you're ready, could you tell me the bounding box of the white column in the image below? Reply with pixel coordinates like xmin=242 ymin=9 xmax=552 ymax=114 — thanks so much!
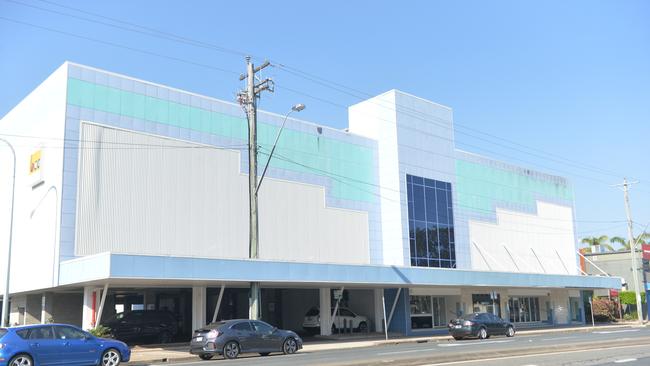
xmin=373 ymin=289 xmax=384 ymax=332
xmin=82 ymin=286 xmax=97 ymax=330
xmin=319 ymin=288 xmax=331 ymax=336
xmin=192 ymin=286 xmax=207 ymax=331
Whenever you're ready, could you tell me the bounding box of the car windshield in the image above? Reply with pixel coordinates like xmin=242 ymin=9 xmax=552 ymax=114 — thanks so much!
xmin=306 ymin=307 xmax=319 ymax=316
xmin=0 ymin=328 xmax=6 ymax=339
xmin=461 ymin=313 xmax=481 ymax=320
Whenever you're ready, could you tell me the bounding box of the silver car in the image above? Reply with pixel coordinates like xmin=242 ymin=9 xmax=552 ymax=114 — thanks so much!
xmin=189 ymin=319 xmax=303 ymax=360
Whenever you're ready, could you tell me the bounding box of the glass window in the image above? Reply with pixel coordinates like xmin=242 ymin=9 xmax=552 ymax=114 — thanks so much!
xmin=251 ymin=321 xmax=274 ymax=334
xmin=406 ymin=174 xmax=456 ymax=268
xmin=338 ymin=309 xmax=355 ymax=317
xmin=410 ymin=296 xmax=432 ymax=315
xmin=28 ymin=326 xmax=54 ymax=340
xmin=231 ymin=322 xmax=252 ymax=331
xmin=54 ymin=326 xmax=86 ymax=340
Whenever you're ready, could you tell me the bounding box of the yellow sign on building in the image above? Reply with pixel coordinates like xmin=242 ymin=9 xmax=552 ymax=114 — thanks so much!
xmin=30 ymin=150 xmax=42 ymax=174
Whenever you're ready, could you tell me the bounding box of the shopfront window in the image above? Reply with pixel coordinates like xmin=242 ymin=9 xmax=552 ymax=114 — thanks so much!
xmin=410 ymin=295 xmax=446 ymax=329
xmin=406 ymin=175 xmax=456 ymax=268
xmin=508 ymin=297 xmax=540 ymax=323
xmin=472 ymin=293 xmax=501 ymax=317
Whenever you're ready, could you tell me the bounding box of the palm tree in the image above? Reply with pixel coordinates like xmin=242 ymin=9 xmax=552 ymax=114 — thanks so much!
xmin=580 ymin=235 xmax=613 ymax=253
xmin=612 ymin=232 xmax=650 ymax=251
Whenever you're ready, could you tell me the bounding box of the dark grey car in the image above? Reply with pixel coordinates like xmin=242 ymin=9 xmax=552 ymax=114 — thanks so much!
xmin=189 ymin=319 xmax=303 ymax=360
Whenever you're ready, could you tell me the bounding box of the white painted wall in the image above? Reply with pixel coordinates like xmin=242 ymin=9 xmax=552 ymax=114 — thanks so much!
xmin=468 ymin=201 xmax=577 ymax=275
xmin=75 ymin=123 xmax=370 ymax=265
xmin=0 ymin=63 xmax=68 ymax=294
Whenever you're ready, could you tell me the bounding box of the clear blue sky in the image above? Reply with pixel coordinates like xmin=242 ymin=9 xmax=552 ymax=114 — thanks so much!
xmin=1 ymin=0 xmax=648 ymax=244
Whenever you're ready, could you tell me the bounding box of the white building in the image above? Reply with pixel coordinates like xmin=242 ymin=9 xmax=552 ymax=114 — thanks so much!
xmin=0 ymin=62 xmax=619 ymax=338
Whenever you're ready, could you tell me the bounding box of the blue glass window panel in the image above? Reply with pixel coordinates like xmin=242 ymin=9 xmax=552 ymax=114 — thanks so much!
xmin=436 ymin=189 xmax=448 ymax=224
xmin=411 ymin=258 xmax=417 ymax=266
xmin=412 ymin=176 xmax=424 ymax=185
xmin=415 ymin=220 xmax=427 ymax=258
xmin=425 ymin=187 xmax=437 ymax=222
xmin=416 ymin=258 xmax=428 ymax=267
xmin=424 ymin=178 xmax=436 ymax=188
xmin=450 ymin=242 xmax=456 ymax=260
xmin=410 ymin=239 xmax=416 ymax=257
xmin=440 ymin=260 xmax=452 ymax=268
xmin=429 ymin=259 xmax=441 ymax=267
xmin=407 ymin=183 xmax=414 ymax=202
xmin=409 ymin=220 xmax=415 ymax=239
xmin=439 ymin=225 xmax=450 ymax=260
xmin=407 ymin=174 xmax=412 ymax=183
xmin=427 ymin=223 xmax=439 ymax=259
xmin=435 ymin=180 xmax=446 ymax=190
xmin=413 ymin=185 xmax=425 ymax=221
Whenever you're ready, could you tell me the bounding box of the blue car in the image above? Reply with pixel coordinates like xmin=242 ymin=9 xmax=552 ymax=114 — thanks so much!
xmin=0 ymin=324 xmax=130 ymax=366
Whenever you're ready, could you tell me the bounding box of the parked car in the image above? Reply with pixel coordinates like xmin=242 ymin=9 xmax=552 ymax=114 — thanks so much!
xmin=302 ymin=307 xmax=369 ymax=333
xmin=0 ymin=323 xmax=130 ymax=366
xmin=189 ymin=319 xmax=302 ymax=360
xmin=448 ymin=312 xmax=515 ymax=340
xmin=104 ymin=310 xmax=178 ymax=344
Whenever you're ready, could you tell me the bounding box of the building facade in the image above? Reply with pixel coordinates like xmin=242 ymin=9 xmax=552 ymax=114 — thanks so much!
xmin=0 ymin=63 xmax=619 ymax=337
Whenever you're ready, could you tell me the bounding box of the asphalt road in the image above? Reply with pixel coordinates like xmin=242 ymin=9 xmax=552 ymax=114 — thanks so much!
xmin=144 ymin=327 xmax=650 ymax=366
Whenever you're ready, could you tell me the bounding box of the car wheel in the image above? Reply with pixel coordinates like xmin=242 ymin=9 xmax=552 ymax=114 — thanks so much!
xmin=158 ymin=331 xmax=172 ymax=344
xmin=199 ymin=354 xmax=214 ymax=360
xmin=223 ymin=341 xmax=240 ymax=359
xmin=283 ymin=337 xmax=298 ymax=355
xmin=9 ymin=354 xmax=33 ymax=366
xmin=357 ymin=321 xmax=368 ymax=333
xmin=101 ymin=348 xmax=121 ymax=366
xmin=259 ymin=352 xmax=271 ymax=356
xmin=453 ymin=336 xmax=463 ymax=340
xmin=477 ymin=327 xmax=488 ymax=340
xmin=506 ymin=326 xmax=515 ymax=337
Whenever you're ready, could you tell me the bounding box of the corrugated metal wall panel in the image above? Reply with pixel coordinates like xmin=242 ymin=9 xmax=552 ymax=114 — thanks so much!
xmin=76 ymin=123 xmax=370 ymax=264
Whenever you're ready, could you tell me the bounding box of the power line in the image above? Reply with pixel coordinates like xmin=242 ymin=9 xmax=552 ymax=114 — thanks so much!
xmin=5 ymin=0 xmax=645 ymax=184
xmin=1 ymin=8 xmax=643 ymax=192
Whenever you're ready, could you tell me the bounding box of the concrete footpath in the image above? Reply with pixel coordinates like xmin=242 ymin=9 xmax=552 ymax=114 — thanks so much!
xmin=126 ymin=323 xmax=643 ymax=364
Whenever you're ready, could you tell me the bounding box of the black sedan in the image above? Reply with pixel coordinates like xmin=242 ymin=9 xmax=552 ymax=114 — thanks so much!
xmin=189 ymin=319 xmax=302 ymax=360
xmin=448 ymin=312 xmax=515 ymax=340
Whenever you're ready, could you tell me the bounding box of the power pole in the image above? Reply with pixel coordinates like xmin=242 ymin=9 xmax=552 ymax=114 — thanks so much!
xmin=617 ymin=178 xmax=643 ymax=323
xmin=237 ymin=57 xmax=273 ymax=320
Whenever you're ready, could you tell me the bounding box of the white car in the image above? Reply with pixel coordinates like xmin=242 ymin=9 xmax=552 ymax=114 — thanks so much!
xmin=302 ymin=307 xmax=369 ymax=333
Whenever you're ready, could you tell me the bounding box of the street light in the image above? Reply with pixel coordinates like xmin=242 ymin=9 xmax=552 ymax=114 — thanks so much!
xmin=256 ymin=104 xmax=305 ymax=192
xmin=30 ymin=185 xmax=59 ymax=292
xmin=0 ymin=138 xmax=16 ymax=327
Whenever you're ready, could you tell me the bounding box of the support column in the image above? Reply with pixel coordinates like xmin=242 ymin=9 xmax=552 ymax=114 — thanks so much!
xmin=41 ymin=292 xmax=52 ymax=324
xmin=82 ymin=286 xmax=99 ymax=330
xmin=373 ymin=289 xmax=384 ymax=332
xmin=319 ymin=288 xmax=331 ymax=336
xmin=192 ymin=286 xmax=207 ymax=331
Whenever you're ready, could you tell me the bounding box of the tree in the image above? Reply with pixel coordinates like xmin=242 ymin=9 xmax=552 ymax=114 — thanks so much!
xmin=581 ymin=235 xmax=613 ymax=253
xmin=612 ymin=232 xmax=650 ymax=251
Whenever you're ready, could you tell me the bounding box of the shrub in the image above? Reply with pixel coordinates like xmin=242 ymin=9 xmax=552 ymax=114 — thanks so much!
xmin=623 ymin=311 xmax=638 ymax=321
xmin=591 ymin=298 xmax=618 ymax=322
xmin=88 ymin=325 xmax=112 ymax=338
xmin=619 ymin=291 xmax=646 ymax=305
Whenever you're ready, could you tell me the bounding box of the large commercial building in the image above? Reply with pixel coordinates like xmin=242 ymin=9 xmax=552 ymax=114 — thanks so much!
xmin=0 ymin=62 xmax=619 ymax=337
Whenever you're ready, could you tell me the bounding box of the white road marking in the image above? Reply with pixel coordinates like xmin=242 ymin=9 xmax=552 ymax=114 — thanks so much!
xmin=437 ymin=340 xmax=514 ymax=347
xmin=593 ymin=329 xmax=640 ymax=334
xmin=540 ymin=336 xmax=576 ymax=341
xmin=378 ymin=349 xmax=433 ymax=356
xmin=614 ymin=359 xmax=638 ymax=363
xmin=415 ymin=343 xmax=649 ymax=366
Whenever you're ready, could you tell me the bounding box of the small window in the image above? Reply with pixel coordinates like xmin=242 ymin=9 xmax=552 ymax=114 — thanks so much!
xmin=29 ymin=326 xmax=54 ymax=340
xmin=54 ymin=326 xmax=86 ymax=340
xmin=231 ymin=322 xmax=252 ymax=332
xmin=14 ymin=329 xmax=28 ymax=339
xmin=251 ymin=321 xmax=274 ymax=334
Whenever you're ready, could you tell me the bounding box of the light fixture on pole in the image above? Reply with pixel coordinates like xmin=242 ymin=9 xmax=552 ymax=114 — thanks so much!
xmin=0 ymin=138 xmax=16 ymax=328
xmin=257 ymin=103 xmax=306 ymax=192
